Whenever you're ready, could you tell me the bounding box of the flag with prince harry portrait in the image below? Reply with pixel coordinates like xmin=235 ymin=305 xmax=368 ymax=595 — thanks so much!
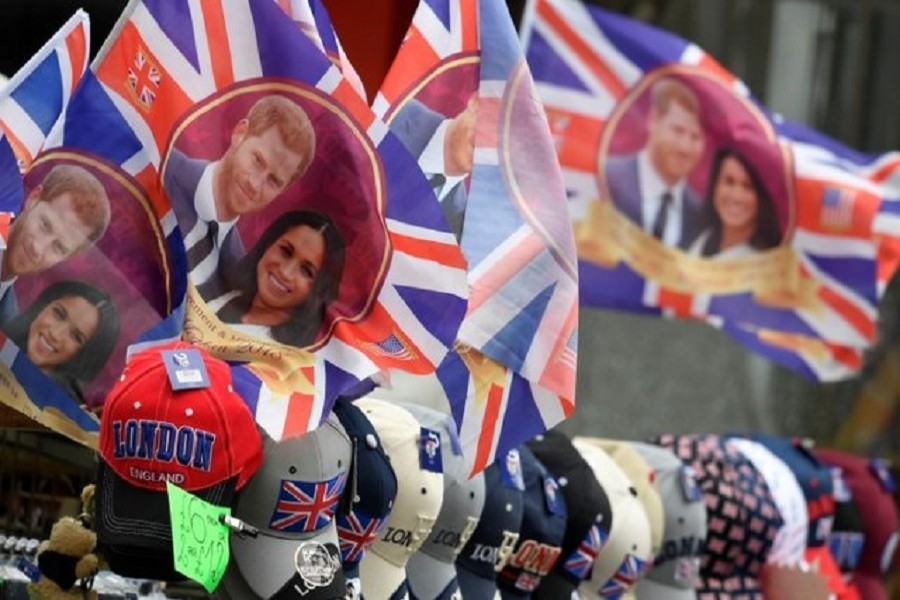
xmin=80 ymin=0 xmax=469 ymax=441
xmin=522 ymin=0 xmax=900 ymax=381
xmin=287 ymin=0 xmax=581 ymax=476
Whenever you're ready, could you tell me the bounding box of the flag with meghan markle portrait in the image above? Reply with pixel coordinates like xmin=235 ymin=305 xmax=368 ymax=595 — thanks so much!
xmin=0 ymin=10 xmax=99 ymax=442
xmin=521 ymin=0 xmax=900 ymax=381
xmin=73 ymin=0 xmax=469 ymax=441
xmin=282 ymin=0 xmax=580 ymax=476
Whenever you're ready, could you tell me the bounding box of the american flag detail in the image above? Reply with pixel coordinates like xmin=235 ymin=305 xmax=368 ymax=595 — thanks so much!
xmin=270 ymin=472 xmax=347 ymax=533
xmin=521 ymin=0 xmax=900 ymax=382
xmin=0 ymin=10 xmax=89 ymax=171
xmin=336 ymin=511 xmax=386 ymax=563
xmin=563 ymin=523 xmax=607 ymax=580
xmin=598 ymin=553 xmax=648 ymax=597
xmin=79 ymin=0 xmax=468 ymax=429
xmin=293 ymin=0 xmax=579 ymax=476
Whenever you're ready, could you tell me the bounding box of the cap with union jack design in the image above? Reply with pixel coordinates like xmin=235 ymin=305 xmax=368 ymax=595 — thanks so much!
xmin=496 ymin=445 xmax=567 ymax=599
xmin=218 ymin=412 xmax=351 ymax=600
xmin=525 ymin=431 xmax=612 ymax=600
xmin=456 ymin=454 xmax=526 ymax=600
xmin=332 ymin=399 xmax=398 ymax=583
xmin=570 ymin=439 xmax=653 ymax=600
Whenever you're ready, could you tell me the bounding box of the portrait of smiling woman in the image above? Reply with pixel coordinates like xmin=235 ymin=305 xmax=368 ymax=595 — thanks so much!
xmin=689 ymin=147 xmax=782 ymax=259
xmin=209 ymin=210 xmax=345 ymax=346
xmin=2 ymin=280 xmax=121 ymax=402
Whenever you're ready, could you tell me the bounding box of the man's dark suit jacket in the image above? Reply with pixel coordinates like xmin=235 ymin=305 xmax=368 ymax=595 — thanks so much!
xmin=604 ymin=153 xmax=705 ymax=250
xmin=163 ymin=148 xmax=247 ymax=298
xmin=390 ymin=99 xmax=468 ymax=240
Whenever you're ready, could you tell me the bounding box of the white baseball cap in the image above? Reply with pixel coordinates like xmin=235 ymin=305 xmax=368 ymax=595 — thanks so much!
xmin=571 ymin=439 xmax=653 ymax=600
xmin=357 ymin=398 xmax=444 ymax=599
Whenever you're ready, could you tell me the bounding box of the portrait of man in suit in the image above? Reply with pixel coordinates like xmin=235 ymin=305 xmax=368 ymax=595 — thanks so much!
xmin=163 ymin=94 xmax=317 ymax=297
xmin=0 ymin=164 xmax=111 ymax=322
xmin=604 ymin=77 xmax=707 ymax=249
xmin=390 ymin=93 xmax=478 ymax=241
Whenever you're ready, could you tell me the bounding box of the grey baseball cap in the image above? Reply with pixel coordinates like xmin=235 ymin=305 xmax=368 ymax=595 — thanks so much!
xmin=631 ymin=442 xmax=707 ymax=600
xmin=216 ymin=412 xmax=351 ymax=600
xmin=402 ymin=403 xmax=487 ymax=600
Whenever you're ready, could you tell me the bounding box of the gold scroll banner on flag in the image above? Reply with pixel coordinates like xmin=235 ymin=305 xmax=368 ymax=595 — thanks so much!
xmin=574 ymin=200 xmax=820 ymax=310
xmin=182 ymin=284 xmax=316 ymax=396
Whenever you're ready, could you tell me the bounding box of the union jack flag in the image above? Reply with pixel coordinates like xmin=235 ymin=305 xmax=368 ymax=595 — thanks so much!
xmin=298 ymin=0 xmax=579 ymax=476
xmin=126 ymin=49 xmax=161 ymax=111
xmin=0 ymin=137 xmax=21 ymax=214
xmin=598 ymin=553 xmax=649 ymax=597
xmin=270 ymin=472 xmax=347 ymax=533
xmin=563 ymin=523 xmax=607 ymax=580
xmin=0 ymin=10 xmax=89 ymax=171
xmin=522 ymin=0 xmax=900 ymax=382
xmin=336 ymin=510 xmax=386 ymax=563
xmin=74 ymin=0 xmax=469 ymax=428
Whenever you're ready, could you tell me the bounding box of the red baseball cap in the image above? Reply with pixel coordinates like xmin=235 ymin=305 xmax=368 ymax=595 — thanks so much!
xmin=816 ymin=449 xmax=899 ymax=600
xmin=95 ymin=342 xmax=263 ymax=580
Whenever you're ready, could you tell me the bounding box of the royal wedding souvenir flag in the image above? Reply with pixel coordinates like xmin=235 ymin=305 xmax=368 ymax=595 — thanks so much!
xmin=521 ymin=0 xmax=900 ymax=381
xmin=0 ymin=68 xmax=182 ymax=445
xmin=288 ymin=0 xmax=579 ymax=475
xmin=65 ymin=0 xmax=469 ymax=440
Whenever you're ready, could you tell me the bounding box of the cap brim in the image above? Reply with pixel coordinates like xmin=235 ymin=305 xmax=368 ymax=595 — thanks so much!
xmin=634 ymin=577 xmax=697 ymax=600
xmin=359 ymin=546 xmax=409 ymax=600
xmin=406 ymin=549 xmax=459 ymax=599
xmin=96 ymin=461 xmax=234 ymax=580
xmin=851 ymin=574 xmax=889 ymax=600
xmin=457 ymin=563 xmax=501 ymax=600
xmin=228 ymin=520 xmax=342 ymax=599
xmin=533 ymin=571 xmax=578 ymax=600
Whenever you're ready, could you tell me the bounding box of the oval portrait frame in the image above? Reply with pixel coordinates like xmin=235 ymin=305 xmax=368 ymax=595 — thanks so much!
xmin=163 ymin=78 xmax=390 ymax=351
xmin=597 ymin=65 xmax=796 ymax=254
xmin=7 ymin=148 xmax=171 ymax=413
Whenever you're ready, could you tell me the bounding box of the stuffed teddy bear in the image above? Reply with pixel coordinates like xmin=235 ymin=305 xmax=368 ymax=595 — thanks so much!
xmin=26 ymin=515 xmax=99 ymax=600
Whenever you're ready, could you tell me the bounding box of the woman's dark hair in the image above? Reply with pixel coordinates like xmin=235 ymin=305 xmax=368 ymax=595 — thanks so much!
xmin=700 ymin=147 xmax=782 ymax=257
xmin=3 ymin=280 xmax=120 ymax=395
xmin=220 ymin=210 xmax=345 ymax=346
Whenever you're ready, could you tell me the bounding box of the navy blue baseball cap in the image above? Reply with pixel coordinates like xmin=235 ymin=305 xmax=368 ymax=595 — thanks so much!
xmin=526 ymin=431 xmax=611 ymax=600
xmin=749 ymin=435 xmax=834 ymax=548
xmin=332 ymin=399 xmax=398 ymax=586
xmin=497 ymin=445 xmax=568 ymax=599
xmin=456 ymin=450 xmax=526 ymax=600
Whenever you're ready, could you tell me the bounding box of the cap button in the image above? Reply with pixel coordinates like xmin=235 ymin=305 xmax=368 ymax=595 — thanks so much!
xmin=365 ymin=434 xmax=378 ymax=449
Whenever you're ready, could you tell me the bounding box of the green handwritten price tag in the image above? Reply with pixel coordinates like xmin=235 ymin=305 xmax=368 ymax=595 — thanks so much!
xmin=166 ymin=482 xmax=231 ymax=593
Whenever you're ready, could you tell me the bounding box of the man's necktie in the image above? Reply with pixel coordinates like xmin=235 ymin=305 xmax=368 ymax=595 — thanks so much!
xmin=186 ymin=219 xmax=219 ymax=283
xmin=428 ymin=172 xmax=447 ymax=194
xmin=652 ymin=191 xmax=673 ymax=241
